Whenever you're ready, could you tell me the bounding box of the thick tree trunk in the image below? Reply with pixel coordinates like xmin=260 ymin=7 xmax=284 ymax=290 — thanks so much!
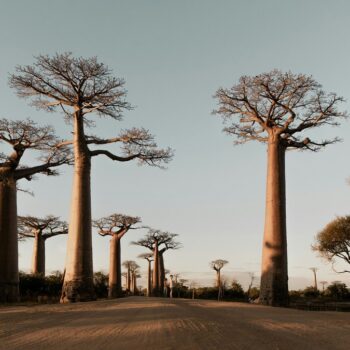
xmin=108 ymin=235 xmax=122 ymax=298
xmin=152 ymin=244 xmax=160 ymax=296
xmin=147 ymin=260 xmax=152 ymax=297
xmin=259 ymin=138 xmax=288 ymax=306
xmin=127 ymin=268 xmax=131 ymax=291
xmin=158 ymin=252 xmax=165 ymax=294
xmin=0 ymin=173 xmax=19 ymax=302
xmin=133 ymin=275 xmax=137 ymax=295
xmin=32 ymin=233 xmax=45 ymax=275
xmin=61 ymin=114 xmax=96 ymax=303
xmin=216 ymin=270 xmax=221 ymax=288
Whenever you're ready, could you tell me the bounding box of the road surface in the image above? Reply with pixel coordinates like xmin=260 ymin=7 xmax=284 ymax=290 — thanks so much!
xmin=0 ymin=297 xmax=349 ymax=349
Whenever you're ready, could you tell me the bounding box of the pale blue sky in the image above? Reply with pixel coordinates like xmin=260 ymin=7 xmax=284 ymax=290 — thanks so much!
xmin=1 ymin=0 xmax=350 ymax=289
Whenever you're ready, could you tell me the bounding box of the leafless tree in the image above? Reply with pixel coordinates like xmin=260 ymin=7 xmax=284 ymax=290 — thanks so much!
xmin=93 ymin=214 xmax=141 ymax=298
xmin=138 ymin=253 xmax=153 ymax=297
xmin=18 ymin=215 xmax=68 ymax=276
xmin=0 ymin=118 xmax=70 ymax=302
xmin=309 ymin=267 xmax=319 ymax=290
xmin=214 ymin=70 xmax=347 ymax=306
xmin=10 ymin=53 xmax=173 ymax=302
xmin=132 ymin=228 xmax=181 ymax=296
xmin=210 ymin=259 xmax=228 ymax=300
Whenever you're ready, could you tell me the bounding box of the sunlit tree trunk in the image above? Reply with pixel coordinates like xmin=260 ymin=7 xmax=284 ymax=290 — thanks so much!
xmin=147 ymin=260 xmax=152 ymax=297
xmin=61 ymin=113 xmax=96 ymax=303
xmin=0 ymin=173 xmax=19 ymax=302
xmin=32 ymin=233 xmax=45 ymax=275
xmin=108 ymin=235 xmax=122 ymax=298
xmin=152 ymin=243 xmax=160 ymax=296
xmin=260 ymin=137 xmax=288 ymax=306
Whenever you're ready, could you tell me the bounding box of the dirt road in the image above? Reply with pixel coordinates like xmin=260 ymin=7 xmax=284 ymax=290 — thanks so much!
xmin=0 ymin=297 xmax=349 ymax=349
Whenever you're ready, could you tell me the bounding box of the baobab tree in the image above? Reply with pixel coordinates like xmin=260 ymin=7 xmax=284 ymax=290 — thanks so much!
xmin=309 ymin=267 xmax=319 ymax=291
xmin=210 ymin=259 xmax=228 ymax=300
xmin=214 ymin=70 xmax=347 ymax=306
xmin=129 ymin=262 xmax=140 ymax=295
xmin=313 ymin=216 xmax=350 ymax=274
xmin=10 ymin=53 xmax=173 ymax=302
xmin=18 ymin=215 xmax=68 ymax=276
xmin=138 ymin=252 xmax=153 ymax=297
xmin=0 ymin=118 xmax=70 ymax=302
xmin=93 ymin=214 xmax=141 ymax=298
xmin=122 ymin=260 xmax=134 ymax=293
xmin=133 ymin=229 xmax=180 ymax=296
xmin=319 ymin=281 xmax=328 ymax=292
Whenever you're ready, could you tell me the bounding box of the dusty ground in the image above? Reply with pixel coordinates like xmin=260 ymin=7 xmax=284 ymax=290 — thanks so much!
xmin=0 ymin=297 xmax=349 ymax=350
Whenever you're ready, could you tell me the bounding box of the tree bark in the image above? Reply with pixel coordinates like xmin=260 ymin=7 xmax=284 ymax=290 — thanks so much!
xmin=259 ymin=137 xmax=288 ymax=306
xmin=108 ymin=235 xmax=122 ymax=298
xmin=216 ymin=270 xmax=221 ymax=288
xmin=0 ymin=172 xmax=19 ymax=302
xmin=158 ymin=251 xmax=165 ymax=294
xmin=32 ymin=233 xmax=45 ymax=275
xmin=147 ymin=260 xmax=152 ymax=297
xmin=61 ymin=113 xmax=96 ymax=303
xmin=127 ymin=268 xmax=131 ymax=292
xmin=152 ymin=243 xmax=160 ymax=296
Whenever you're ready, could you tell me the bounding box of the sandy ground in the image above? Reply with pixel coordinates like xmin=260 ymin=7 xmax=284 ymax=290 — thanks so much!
xmin=0 ymin=297 xmax=349 ymax=350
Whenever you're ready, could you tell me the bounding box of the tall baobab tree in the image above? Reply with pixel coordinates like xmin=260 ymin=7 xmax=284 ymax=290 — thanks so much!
xmin=210 ymin=259 xmax=228 ymax=300
xmin=214 ymin=70 xmax=347 ymax=306
xmin=93 ymin=213 xmax=141 ymax=298
xmin=138 ymin=253 xmax=153 ymax=297
xmin=18 ymin=215 xmax=68 ymax=275
xmin=133 ymin=229 xmax=180 ymax=296
xmin=10 ymin=53 xmax=173 ymax=302
xmin=309 ymin=267 xmax=319 ymax=291
xmin=0 ymin=118 xmax=70 ymax=302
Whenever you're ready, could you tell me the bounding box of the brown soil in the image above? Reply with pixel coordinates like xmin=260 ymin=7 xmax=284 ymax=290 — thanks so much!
xmin=0 ymin=297 xmax=349 ymax=349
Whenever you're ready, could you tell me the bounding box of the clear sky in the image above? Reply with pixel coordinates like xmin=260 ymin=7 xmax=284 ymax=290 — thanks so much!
xmin=1 ymin=0 xmax=350 ymax=290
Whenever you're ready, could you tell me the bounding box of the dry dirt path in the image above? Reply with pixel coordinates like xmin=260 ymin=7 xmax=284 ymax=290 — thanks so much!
xmin=0 ymin=297 xmax=349 ymax=350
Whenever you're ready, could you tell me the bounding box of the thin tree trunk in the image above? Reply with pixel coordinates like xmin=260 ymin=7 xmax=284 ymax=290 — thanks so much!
xmin=259 ymin=138 xmax=288 ymax=306
xmin=108 ymin=235 xmax=121 ymax=298
xmin=32 ymin=233 xmax=45 ymax=275
xmin=147 ymin=260 xmax=152 ymax=297
xmin=152 ymin=244 xmax=160 ymax=296
xmin=0 ymin=173 xmax=19 ymax=302
xmin=61 ymin=113 xmax=96 ymax=303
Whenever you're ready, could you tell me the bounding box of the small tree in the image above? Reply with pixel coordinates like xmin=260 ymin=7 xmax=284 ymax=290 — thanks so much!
xmin=122 ymin=260 xmax=134 ymax=293
xmin=10 ymin=53 xmax=173 ymax=302
xmin=0 ymin=118 xmax=70 ymax=302
xmin=132 ymin=228 xmax=180 ymax=296
xmin=210 ymin=259 xmax=228 ymax=300
xmin=214 ymin=70 xmax=347 ymax=306
xmin=313 ymin=216 xmax=350 ymax=274
xmin=93 ymin=214 xmax=141 ymax=298
xmin=18 ymin=215 xmax=68 ymax=276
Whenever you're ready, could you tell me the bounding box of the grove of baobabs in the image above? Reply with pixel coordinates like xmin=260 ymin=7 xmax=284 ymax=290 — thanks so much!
xmin=0 ymin=2 xmax=350 ymax=350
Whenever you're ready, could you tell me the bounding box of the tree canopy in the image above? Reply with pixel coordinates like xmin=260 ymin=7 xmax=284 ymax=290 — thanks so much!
xmin=313 ymin=216 xmax=350 ymax=273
